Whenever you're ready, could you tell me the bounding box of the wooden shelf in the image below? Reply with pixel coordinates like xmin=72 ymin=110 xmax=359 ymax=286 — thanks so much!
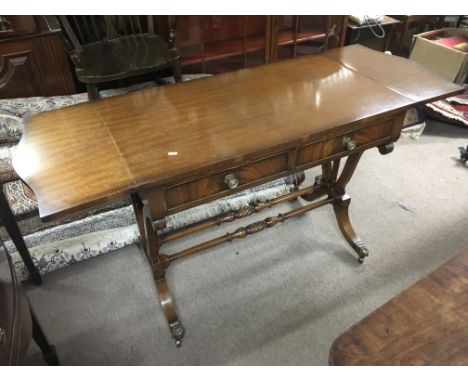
xmin=181 ymin=30 xmax=331 ymax=65
xmin=277 ymin=29 xmax=331 ymax=46
xmin=181 ymin=35 xmax=266 ymax=65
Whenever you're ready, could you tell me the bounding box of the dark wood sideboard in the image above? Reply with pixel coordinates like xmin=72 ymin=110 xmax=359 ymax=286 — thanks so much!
xmin=0 ymin=16 xmax=76 ymax=99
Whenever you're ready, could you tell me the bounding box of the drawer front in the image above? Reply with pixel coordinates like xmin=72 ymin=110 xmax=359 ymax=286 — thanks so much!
xmin=166 ymin=153 xmax=289 ymax=209
xmin=296 ymin=120 xmax=393 ymax=167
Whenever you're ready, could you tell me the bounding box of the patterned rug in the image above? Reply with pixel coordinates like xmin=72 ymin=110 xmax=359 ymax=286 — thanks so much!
xmin=6 ymin=181 xmax=295 ymax=281
xmin=401 ymin=107 xmax=426 ymax=139
xmin=423 ymin=85 xmax=468 ymax=128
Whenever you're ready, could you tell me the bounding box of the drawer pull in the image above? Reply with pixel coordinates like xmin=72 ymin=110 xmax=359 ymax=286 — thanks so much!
xmin=224 ymin=174 xmax=239 ymax=190
xmin=343 ymin=136 xmax=357 ymax=151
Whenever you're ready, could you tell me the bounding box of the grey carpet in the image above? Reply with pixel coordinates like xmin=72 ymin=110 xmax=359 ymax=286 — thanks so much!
xmin=24 ymin=119 xmax=468 ymax=365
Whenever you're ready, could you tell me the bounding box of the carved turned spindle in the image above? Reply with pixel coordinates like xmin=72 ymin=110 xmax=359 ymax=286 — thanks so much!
xmin=159 ymin=185 xmax=320 ymax=244
xmin=218 ymin=201 xmax=273 ymax=225
xmin=167 ymin=197 xmax=332 ymax=264
xmin=227 ymin=213 xmax=286 ymax=241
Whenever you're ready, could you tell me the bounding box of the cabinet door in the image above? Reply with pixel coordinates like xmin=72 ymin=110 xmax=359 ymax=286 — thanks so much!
xmin=0 ymin=40 xmax=42 ymax=98
xmin=31 ymin=34 xmax=76 ymax=96
xmin=0 ymin=34 xmax=76 ymax=99
xmin=177 ymin=16 xmax=270 ymax=74
xmin=270 ymin=16 xmax=348 ymax=62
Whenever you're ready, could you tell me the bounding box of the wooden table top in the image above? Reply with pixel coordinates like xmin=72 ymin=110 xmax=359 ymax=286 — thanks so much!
xmin=329 ymin=248 xmax=468 ymax=365
xmin=13 ymin=45 xmax=463 ymax=221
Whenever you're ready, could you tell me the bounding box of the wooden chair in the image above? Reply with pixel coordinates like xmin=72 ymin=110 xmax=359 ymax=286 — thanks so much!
xmin=54 ymin=16 xmax=183 ymax=100
xmin=0 ymin=242 xmax=59 ymax=365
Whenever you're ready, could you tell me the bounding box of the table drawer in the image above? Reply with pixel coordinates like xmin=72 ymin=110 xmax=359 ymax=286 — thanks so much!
xmin=296 ymin=120 xmax=393 ymax=167
xmin=166 ymin=153 xmax=289 ymax=209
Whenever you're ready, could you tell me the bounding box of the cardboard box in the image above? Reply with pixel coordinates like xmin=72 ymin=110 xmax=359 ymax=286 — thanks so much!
xmin=409 ymin=28 xmax=468 ymax=84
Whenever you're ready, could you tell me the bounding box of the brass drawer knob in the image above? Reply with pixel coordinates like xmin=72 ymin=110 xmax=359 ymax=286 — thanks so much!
xmin=343 ymin=136 xmax=357 ymax=151
xmin=224 ymin=174 xmax=239 ymax=190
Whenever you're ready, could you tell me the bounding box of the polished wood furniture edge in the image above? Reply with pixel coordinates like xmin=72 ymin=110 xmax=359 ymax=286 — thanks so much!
xmin=323 ymin=46 xmax=463 ymax=104
xmin=0 ymin=29 xmax=62 ymax=43
xmin=329 ymin=247 xmax=468 ymax=365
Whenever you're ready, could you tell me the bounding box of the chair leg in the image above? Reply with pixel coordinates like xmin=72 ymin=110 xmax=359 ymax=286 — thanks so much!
xmin=31 ymin=309 xmax=59 ymax=366
xmin=0 ymin=186 xmax=41 ymax=285
xmin=172 ymin=60 xmax=183 ymax=83
xmin=87 ymin=84 xmax=100 ymax=100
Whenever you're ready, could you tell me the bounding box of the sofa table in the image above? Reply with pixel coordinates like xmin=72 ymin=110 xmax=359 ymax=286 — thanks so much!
xmin=12 ymin=45 xmax=463 ymax=346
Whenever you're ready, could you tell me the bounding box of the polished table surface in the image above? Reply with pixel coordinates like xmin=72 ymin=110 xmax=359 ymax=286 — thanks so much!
xmin=13 ymin=45 xmax=462 ymax=221
xmin=329 ymin=247 xmax=468 ymax=365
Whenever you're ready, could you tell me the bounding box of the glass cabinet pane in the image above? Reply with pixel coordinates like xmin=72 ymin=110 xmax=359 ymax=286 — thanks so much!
xmin=176 ymin=16 xmax=268 ymax=74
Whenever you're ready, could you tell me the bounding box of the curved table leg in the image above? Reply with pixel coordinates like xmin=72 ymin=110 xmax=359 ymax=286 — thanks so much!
xmin=332 ymin=194 xmax=369 ymax=263
xmin=154 ymin=272 xmax=185 ymax=347
xmin=332 ymin=152 xmax=368 ymax=263
xmin=144 ymin=211 xmax=185 ymax=347
xmin=297 ymin=154 xmax=368 ymax=262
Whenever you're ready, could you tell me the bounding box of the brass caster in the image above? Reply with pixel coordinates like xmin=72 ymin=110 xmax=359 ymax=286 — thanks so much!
xmin=170 ymin=322 xmax=184 ymax=348
xmin=356 ymin=244 xmax=369 ymax=264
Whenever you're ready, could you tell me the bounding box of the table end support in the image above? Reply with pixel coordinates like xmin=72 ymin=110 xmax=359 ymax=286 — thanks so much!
xmin=154 ymin=271 xmax=185 ymax=347
xmin=332 ymin=194 xmax=369 ymax=264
